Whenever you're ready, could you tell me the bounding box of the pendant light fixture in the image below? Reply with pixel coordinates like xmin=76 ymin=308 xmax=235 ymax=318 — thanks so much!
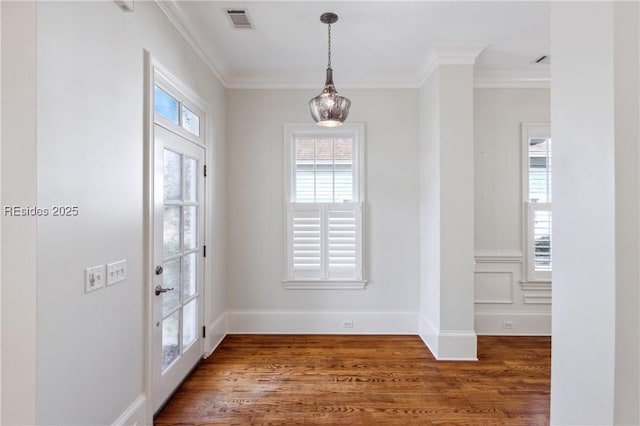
xmin=308 ymin=12 xmax=351 ymax=127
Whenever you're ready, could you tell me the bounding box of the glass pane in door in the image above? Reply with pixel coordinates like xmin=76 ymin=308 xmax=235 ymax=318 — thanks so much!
xmin=183 ymin=206 xmax=197 ymax=250
xmin=164 ymin=149 xmax=182 ymax=201
xmin=182 ymin=299 xmax=197 ymax=348
xmin=163 ymin=206 xmax=181 ymax=257
xmin=162 ymin=310 xmax=180 ymax=371
xmin=183 ymin=253 xmax=197 ymax=299
xmin=184 ymin=158 xmax=198 ymax=202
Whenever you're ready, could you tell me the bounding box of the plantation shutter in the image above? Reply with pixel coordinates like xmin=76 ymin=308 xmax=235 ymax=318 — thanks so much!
xmin=528 ymin=202 xmax=552 ymax=280
xmin=327 ymin=203 xmax=362 ymax=280
xmin=287 ymin=203 xmax=362 ymax=281
xmin=288 ymin=204 xmax=323 ymax=280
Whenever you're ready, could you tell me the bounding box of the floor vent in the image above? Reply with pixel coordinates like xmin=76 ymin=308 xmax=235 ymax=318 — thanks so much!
xmin=226 ymin=9 xmax=254 ymax=30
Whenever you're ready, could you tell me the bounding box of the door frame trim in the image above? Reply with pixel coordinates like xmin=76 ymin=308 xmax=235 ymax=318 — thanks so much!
xmin=143 ymin=50 xmax=212 ymax=420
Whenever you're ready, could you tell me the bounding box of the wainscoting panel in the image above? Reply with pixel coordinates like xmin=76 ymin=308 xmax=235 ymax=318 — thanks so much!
xmin=474 ymin=252 xmax=551 ymax=335
xmin=475 ymin=271 xmax=514 ymax=304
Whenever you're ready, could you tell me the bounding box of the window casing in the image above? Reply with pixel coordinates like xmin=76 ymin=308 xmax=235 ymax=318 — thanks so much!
xmin=283 ymin=124 xmax=365 ymax=289
xmin=522 ymin=123 xmax=552 ymax=282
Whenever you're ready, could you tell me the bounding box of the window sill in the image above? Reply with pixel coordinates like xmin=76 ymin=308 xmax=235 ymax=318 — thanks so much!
xmin=282 ymin=280 xmax=368 ymax=290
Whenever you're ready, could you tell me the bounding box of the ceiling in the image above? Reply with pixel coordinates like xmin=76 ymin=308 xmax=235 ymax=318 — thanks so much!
xmin=157 ymin=1 xmax=550 ymax=89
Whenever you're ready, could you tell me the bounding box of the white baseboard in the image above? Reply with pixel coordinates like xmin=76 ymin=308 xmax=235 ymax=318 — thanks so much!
xmin=112 ymin=394 xmax=147 ymax=426
xmin=419 ymin=314 xmax=478 ymax=360
xmin=475 ymin=311 xmax=551 ymax=335
xmin=419 ymin=314 xmax=439 ymax=356
xmin=205 ymin=313 xmax=227 ymax=357
xmin=226 ymin=311 xmax=418 ymax=334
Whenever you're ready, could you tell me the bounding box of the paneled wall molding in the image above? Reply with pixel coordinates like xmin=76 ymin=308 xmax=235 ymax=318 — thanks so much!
xmin=474 ymin=271 xmax=514 ymax=304
xmin=474 ymin=250 xmax=524 ymax=264
xmin=521 ymin=281 xmax=552 ymax=290
xmin=523 ymin=293 xmax=552 ymax=305
xmin=521 ymin=281 xmax=552 ymax=305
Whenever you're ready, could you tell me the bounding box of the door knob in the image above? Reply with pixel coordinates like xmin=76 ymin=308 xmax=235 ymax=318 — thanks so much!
xmin=155 ymin=265 xmax=163 ymax=275
xmin=155 ymin=285 xmax=174 ymax=296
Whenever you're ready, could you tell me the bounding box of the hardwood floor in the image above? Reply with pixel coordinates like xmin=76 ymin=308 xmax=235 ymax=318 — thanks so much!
xmin=154 ymin=335 xmax=550 ymax=425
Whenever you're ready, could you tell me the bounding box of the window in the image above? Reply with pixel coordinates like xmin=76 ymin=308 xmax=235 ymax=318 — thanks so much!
xmin=522 ymin=123 xmax=552 ymax=281
xmin=154 ymin=74 xmax=203 ymax=141
xmin=284 ymin=124 xmax=365 ymax=289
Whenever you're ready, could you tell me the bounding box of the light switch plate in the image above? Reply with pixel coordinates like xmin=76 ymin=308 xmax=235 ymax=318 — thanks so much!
xmin=106 ymin=260 xmax=127 ymax=286
xmin=85 ymin=265 xmax=105 ymax=293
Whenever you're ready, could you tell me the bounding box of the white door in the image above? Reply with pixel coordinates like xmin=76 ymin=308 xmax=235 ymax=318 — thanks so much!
xmin=151 ymin=123 xmax=205 ymax=412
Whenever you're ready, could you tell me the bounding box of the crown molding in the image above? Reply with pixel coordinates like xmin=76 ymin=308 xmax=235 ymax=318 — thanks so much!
xmin=418 ymin=42 xmax=489 ymax=86
xmin=474 ymin=69 xmax=550 ymax=88
xmin=431 ymin=42 xmax=489 ymax=65
xmin=153 ymin=0 xmax=229 ymax=87
xmin=225 ymin=76 xmax=422 ymax=90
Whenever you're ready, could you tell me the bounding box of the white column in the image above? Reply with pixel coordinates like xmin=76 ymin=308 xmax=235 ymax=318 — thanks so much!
xmin=418 ymin=44 xmax=485 ymax=360
xmin=551 ymin=2 xmax=640 ymax=424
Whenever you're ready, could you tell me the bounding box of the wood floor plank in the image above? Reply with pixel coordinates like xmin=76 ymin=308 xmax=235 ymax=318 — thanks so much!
xmin=154 ymin=335 xmax=550 ymax=425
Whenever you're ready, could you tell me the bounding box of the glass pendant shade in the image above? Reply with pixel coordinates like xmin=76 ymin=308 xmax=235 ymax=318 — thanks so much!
xmin=309 ymin=68 xmax=351 ymax=127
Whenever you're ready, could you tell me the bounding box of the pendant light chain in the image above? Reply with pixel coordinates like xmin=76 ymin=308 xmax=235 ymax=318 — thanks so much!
xmin=327 ymin=23 xmax=332 ymax=69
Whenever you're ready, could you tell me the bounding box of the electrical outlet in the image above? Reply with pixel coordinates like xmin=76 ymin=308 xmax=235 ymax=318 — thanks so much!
xmin=503 ymin=320 xmax=515 ymax=329
xmin=342 ymin=320 xmax=354 ymax=328
xmin=85 ymin=265 xmax=105 ymax=293
xmin=106 ymin=259 xmax=127 ymax=286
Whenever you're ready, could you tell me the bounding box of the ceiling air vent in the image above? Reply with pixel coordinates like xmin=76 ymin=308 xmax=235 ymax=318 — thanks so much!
xmin=531 ymin=55 xmax=551 ymax=64
xmin=226 ymin=9 xmax=254 ymax=30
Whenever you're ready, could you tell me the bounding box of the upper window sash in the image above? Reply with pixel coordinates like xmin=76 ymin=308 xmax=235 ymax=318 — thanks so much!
xmin=521 ymin=123 xmax=552 ymax=204
xmin=284 ymin=123 xmax=365 ymax=204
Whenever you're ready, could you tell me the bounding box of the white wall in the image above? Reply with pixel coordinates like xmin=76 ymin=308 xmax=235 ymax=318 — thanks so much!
xmin=1 ymin=2 xmax=37 ymax=424
xmin=31 ymin=2 xmax=226 ymax=424
xmin=613 ymin=3 xmax=640 ymax=423
xmin=438 ymin=65 xmax=475 ymax=345
xmin=473 ymin=88 xmax=551 ymax=335
xmin=551 ymin=1 xmax=639 ymax=424
xmin=226 ymin=89 xmax=420 ymax=332
xmin=418 ymin=70 xmax=441 ymax=346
